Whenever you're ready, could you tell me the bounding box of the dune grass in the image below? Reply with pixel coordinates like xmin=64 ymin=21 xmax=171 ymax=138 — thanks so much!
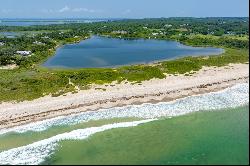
xmin=0 ymin=47 xmax=248 ymax=102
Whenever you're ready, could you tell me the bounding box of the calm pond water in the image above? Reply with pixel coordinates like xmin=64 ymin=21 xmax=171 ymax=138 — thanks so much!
xmin=0 ymin=32 xmax=21 ymax=38
xmin=43 ymin=36 xmax=224 ymax=68
xmin=0 ymin=31 xmax=47 ymax=38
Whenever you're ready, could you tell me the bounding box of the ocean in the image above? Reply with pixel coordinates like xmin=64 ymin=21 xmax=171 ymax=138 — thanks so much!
xmin=0 ymin=19 xmax=117 ymax=26
xmin=0 ymin=83 xmax=248 ymax=165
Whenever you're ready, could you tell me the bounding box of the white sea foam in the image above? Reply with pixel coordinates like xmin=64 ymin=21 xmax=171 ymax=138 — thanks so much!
xmin=0 ymin=119 xmax=155 ymax=165
xmin=0 ymin=83 xmax=249 ymax=165
xmin=0 ymin=83 xmax=248 ymax=135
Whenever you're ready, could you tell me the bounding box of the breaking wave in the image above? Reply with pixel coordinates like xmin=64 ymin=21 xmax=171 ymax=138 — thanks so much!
xmin=0 ymin=83 xmax=249 ymax=165
xmin=0 ymin=83 xmax=248 ymax=135
xmin=0 ymin=119 xmax=156 ymax=165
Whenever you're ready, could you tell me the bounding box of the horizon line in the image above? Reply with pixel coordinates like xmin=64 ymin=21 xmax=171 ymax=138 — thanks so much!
xmin=0 ymin=16 xmax=249 ymax=20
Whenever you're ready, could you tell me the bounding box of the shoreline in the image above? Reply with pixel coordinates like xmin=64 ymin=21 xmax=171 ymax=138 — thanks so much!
xmin=0 ymin=63 xmax=249 ymax=129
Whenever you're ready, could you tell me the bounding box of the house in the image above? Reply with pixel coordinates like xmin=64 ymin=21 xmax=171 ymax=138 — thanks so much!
xmin=152 ymin=33 xmax=159 ymax=36
xmin=164 ymin=24 xmax=172 ymax=27
xmin=16 ymin=51 xmax=32 ymax=56
xmin=112 ymin=30 xmax=128 ymax=34
xmin=33 ymin=41 xmax=45 ymax=45
xmin=41 ymin=36 xmax=50 ymax=39
xmin=180 ymin=24 xmax=188 ymax=27
xmin=0 ymin=42 xmax=4 ymax=46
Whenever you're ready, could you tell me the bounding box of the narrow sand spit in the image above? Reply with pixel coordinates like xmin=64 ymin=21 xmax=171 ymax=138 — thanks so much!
xmin=0 ymin=63 xmax=249 ymax=129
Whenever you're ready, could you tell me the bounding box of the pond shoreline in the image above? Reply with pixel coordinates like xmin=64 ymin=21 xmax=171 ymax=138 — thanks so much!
xmin=0 ymin=63 xmax=248 ymax=129
xmin=43 ymin=35 xmax=224 ymax=68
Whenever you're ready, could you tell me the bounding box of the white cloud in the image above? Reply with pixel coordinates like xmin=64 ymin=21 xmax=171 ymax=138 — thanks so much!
xmin=40 ymin=6 xmax=101 ymax=15
xmin=41 ymin=6 xmax=100 ymax=13
xmin=122 ymin=9 xmax=132 ymax=15
xmin=72 ymin=8 xmax=95 ymax=13
xmin=59 ymin=6 xmax=70 ymax=13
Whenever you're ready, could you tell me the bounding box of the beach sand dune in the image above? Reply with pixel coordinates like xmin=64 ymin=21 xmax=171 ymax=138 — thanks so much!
xmin=0 ymin=63 xmax=249 ymax=129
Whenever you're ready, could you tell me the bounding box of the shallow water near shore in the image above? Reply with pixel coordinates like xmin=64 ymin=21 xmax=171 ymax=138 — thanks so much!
xmin=43 ymin=106 xmax=249 ymax=165
xmin=0 ymin=106 xmax=248 ymax=165
xmin=0 ymin=83 xmax=248 ymax=165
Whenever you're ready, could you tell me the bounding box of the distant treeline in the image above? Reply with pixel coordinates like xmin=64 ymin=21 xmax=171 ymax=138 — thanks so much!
xmin=0 ymin=17 xmax=249 ymax=35
xmin=177 ymin=35 xmax=249 ymax=49
xmin=0 ymin=17 xmax=249 ymax=66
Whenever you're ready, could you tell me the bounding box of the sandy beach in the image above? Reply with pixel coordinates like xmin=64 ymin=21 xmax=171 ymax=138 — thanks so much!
xmin=0 ymin=63 xmax=249 ymax=129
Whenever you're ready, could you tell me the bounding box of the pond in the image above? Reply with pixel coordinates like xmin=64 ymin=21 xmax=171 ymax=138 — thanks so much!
xmin=43 ymin=36 xmax=224 ymax=68
xmin=0 ymin=32 xmax=21 ymax=38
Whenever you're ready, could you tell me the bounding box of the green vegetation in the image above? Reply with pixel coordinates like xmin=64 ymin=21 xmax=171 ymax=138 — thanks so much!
xmin=0 ymin=30 xmax=88 ymax=67
xmin=0 ymin=17 xmax=249 ymax=102
xmin=0 ymin=65 xmax=165 ymax=101
xmin=0 ymin=48 xmax=248 ymax=102
xmin=175 ymin=34 xmax=249 ymax=49
xmin=160 ymin=48 xmax=249 ymax=74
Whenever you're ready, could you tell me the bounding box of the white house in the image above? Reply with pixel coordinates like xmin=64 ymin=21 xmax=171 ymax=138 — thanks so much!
xmin=112 ymin=30 xmax=128 ymax=34
xmin=0 ymin=42 xmax=4 ymax=46
xmin=33 ymin=41 xmax=45 ymax=45
xmin=164 ymin=24 xmax=172 ymax=27
xmin=180 ymin=24 xmax=188 ymax=27
xmin=16 ymin=51 xmax=32 ymax=56
xmin=152 ymin=33 xmax=159 ymax=36
xmin=41 ymin=36 xmax=50 ymax=39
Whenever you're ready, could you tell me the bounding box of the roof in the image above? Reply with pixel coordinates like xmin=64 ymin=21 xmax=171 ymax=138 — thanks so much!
xmin=16 ymin=51 xmax=32 ymax=55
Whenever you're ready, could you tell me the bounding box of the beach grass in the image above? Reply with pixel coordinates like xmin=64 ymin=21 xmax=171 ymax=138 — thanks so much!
xmin=0 ymin=47 xmax=248 ymax=102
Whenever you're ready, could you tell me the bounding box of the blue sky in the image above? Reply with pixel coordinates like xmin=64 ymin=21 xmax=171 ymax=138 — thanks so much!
xmin=0 ymin=0 xmax=249 ymax=18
